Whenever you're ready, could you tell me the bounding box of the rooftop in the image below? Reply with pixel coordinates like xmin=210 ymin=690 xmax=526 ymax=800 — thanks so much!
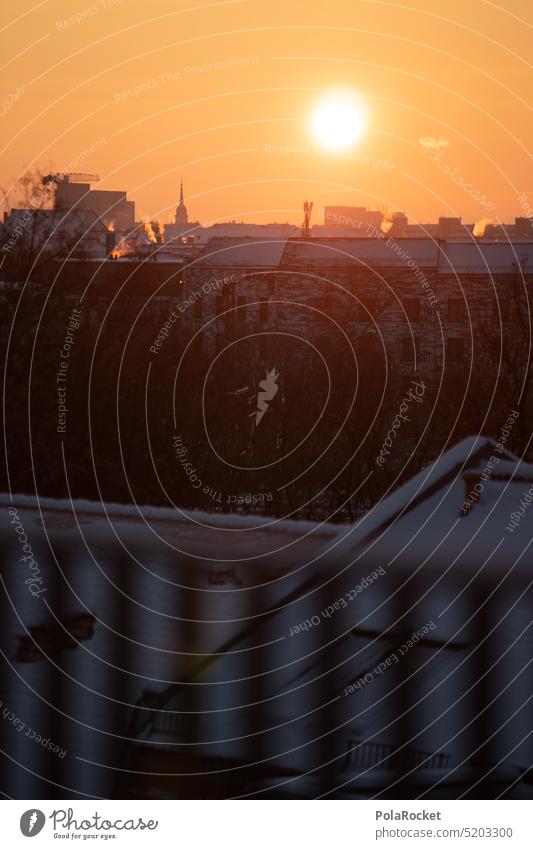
xmin=179 ymin=236 xmax=533 ymax=274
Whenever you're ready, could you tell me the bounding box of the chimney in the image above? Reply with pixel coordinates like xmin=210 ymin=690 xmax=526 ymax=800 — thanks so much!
xmin=105 ymin=230 xmax=116 ymax=256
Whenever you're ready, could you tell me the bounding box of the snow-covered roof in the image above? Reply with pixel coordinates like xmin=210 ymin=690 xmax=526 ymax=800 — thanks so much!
xmin=280 ymin=237 xmax=439 ymax=268
xmin=1 ymin=436 xmax=526 ymax=588
xmin=192 ymin=237 xmax=289 ymax=267
xmin=3 ymin=436 xmax=532 ymax=797
xmin=327 ymin=435 xmax=519 ymax=560
xmin=464 ymin=459 xmax=533 ymax=480
xmin=184 ymin=236 xmax=533 ymax=276
xmin=118 ymin=439 xmax=533 ymax=793
xmin=441 ymin=242 xmax=533 ymax=275
xmin=0 ymin=493 xmax=338 ymax=567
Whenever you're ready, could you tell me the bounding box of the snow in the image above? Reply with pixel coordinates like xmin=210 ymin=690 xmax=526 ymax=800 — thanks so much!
xmin=442 ymin=242 xmax=533 ymax=274
xmin=185 ymin=236 xmax=533 ymax=275
xmin=0 ymin=492 xmax=338 ymax=537
xmin=281 ymin=237 xmax=439 ymax=267
xmin=466 ymin=459 xmax=533 ymax=480
xmin=324 ymin=435 xmax=518 ymax=562
xmin=193 ymin=237 xmax=289 ymax=267
xmin=2 ymin=436 xmax=532 ymax=799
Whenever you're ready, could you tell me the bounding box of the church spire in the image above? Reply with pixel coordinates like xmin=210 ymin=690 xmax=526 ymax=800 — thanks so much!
xmin=175 ymin=179 xmax=188 ymax=225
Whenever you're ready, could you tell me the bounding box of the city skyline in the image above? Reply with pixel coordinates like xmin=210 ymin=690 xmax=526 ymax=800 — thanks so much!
xmin=4 ymin=169 xmax=533 ymax=232
xmin=2 ymin=0 xmax=532 ymax=226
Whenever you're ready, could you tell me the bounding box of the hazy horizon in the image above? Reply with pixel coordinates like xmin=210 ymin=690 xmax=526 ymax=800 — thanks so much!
xmin=2 ymin=0 xmax=532 ymax=226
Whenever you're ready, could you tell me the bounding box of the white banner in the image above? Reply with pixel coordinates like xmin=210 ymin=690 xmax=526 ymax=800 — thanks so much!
xmin=2 ymin=800 xmax=531 ymax=848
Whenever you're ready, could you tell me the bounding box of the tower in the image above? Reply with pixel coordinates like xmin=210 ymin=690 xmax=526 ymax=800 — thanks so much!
xmin=301 ymin=200 xmax=313 ymax=238
xmin=175 ymin=179 xmax=188 ymax=225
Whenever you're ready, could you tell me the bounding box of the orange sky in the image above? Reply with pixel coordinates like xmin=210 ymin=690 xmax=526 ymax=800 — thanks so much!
xmin=1 ymin=0 xmax=532 ymax=227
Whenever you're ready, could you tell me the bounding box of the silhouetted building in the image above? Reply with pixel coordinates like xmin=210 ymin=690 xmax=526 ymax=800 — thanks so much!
xmin=45 ymin=173 xmax=135 ymax=229
xmin=175 ymin=179 xmax=188 ymax=225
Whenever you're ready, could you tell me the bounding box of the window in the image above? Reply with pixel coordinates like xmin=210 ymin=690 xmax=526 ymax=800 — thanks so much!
xmin=403 ymin=298 xmax=420 ymax=322
xmin=447 ymin=337 xmax=464 ymax=363
xmin=448 ymin=299 xmax=465 ymax=323
xmin=259 ymin=301 xmax=269 ymax=323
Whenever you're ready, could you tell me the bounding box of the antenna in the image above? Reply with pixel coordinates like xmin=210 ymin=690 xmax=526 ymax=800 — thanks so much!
xmin=302 ymin=200 xmax=313 ymax=238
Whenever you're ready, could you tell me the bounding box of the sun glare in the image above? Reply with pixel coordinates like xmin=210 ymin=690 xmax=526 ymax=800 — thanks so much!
xmin=312 ymin=95 xmax=366 ymax=150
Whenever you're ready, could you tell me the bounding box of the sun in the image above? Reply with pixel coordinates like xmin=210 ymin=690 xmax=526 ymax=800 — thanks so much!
xmin=312 ymin=94 xmax=366 ymax=150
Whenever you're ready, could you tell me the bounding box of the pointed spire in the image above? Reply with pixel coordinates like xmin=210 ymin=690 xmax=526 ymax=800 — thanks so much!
xmin=175 ymin=178 xmax=189 ymax=225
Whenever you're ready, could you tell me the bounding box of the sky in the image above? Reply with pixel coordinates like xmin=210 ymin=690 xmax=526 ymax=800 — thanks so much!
xmin=1 ymin=0 xmax=532 ymax=227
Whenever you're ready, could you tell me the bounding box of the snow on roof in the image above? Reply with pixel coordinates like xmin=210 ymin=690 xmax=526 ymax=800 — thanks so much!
xmin=128 ymin=438 xmax=533 ymax=778
xmin=1 ymin=436 xmax=525 ymax=572
xmin=0 ymin=492 xmax=337 ymax=535
xmin=327 ymin=435 xmax=517 ymax=557
xmin=465 ymin=459 xmax=533 ymax=480
xmin=192 ymin=237 xmax=289 ymax=267
xmin=183 ymin=236 xmax=533 ymax=275
xmin=319 ymin=435 xmax=532 ymax=601
xmin=3 ymin=440 xmax=532 ymax=796
xmin=355 ymin=461 xmax=533 ymax=593
xmin=441 ymin=242 xmax=533 ymax=275
xmin=280 ymin=237 xmax=439 ymax=267
xmin=0 ymin=492 xmax=338 ymax=565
